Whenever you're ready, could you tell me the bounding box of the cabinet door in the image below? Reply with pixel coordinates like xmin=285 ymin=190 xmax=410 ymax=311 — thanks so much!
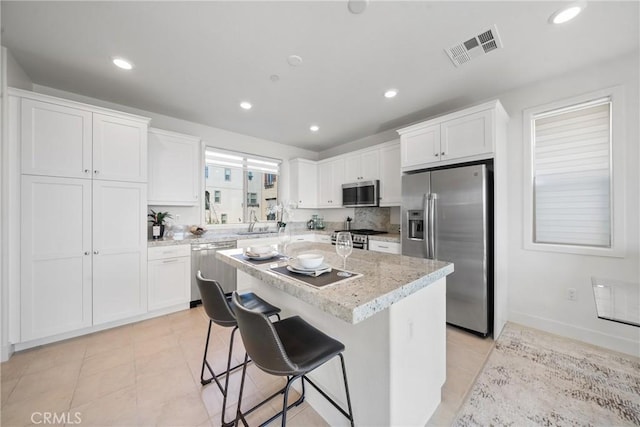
xmin=360 ymin=150 xmax=380 ymax=181
xmin=148 ymin=129 xmax=200 ymax=205
xmin=369 ymin=240 xmax=401 ymax=254
xmin=343 ymin=153 xmax=362 ymax=182
xmin=93 ymin=113 xmax=148 ymax=182
xmin=21 ymin=176 xmax=92 ymax=341
xmin=440 ymin=109 xmax=493 ymax=160
xmin=290 ymin=159 xmax=318 ymax=208
xmin=21 ymin=99 xmax=92 ymax=179
xmin=379 ymin=143 xmax=401 ymax=206
xmin=148 ymin=256 xmax=190 ymax=311
xmin=318 ymin=158 xmax=344 ymax=207
xmin=92 ymin=181 xmax=147 ymax=324
xmin=401 ymin=124 xmax=440 ymax=169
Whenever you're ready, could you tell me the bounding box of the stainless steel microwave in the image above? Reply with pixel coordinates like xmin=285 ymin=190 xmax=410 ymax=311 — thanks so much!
xmin=342 ymin=180 xmax=379 ymax=207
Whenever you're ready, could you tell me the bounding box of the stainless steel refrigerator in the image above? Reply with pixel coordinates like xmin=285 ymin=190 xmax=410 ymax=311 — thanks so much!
xmin=402 ymin=163 xmax=492 ymax=336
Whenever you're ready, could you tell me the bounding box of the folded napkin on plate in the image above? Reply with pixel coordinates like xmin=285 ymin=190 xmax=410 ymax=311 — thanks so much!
xmin=292 ymin=266 xmax=332 ymax=277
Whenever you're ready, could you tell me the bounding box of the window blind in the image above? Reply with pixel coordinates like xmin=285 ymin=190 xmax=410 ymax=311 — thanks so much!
xmin=205 ymin=148 xmax=280 ymax=174
xmin=532 ymin=99 xmax=612 ymax=247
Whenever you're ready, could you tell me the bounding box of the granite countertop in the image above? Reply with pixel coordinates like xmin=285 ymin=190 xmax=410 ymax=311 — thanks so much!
xmin=147 ymin=229 xmax=335 ymax=247
xmin=217 ymin=242 xmax=453 ymax=324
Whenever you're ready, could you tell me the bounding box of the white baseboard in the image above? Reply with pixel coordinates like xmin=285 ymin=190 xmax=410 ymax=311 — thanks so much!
xmin=1 ymin=343 xmax=14 ymax=362
xmin=13 ymin=303 xmax=190 ymax=353
xmin=508 ymin=310 xmax=640 ymax=357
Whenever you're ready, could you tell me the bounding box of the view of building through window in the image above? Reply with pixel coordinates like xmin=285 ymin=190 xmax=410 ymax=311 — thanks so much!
xmin=204 ymin=149 xmax=280 ymax=225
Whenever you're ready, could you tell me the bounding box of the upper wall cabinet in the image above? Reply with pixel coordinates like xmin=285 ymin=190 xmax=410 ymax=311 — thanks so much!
xmin=379 ymin=141 xmax=401 ymax=206
xmin=344 ymin=149 xmax=379 ymax=182
xmin=318 ymin=157 xmax=345 ymax=207
xmin=17 ymin=90 xmax=150 ymax=181
xmin=289 ymin=158 xmax=318 ymax=209
xmin=398 ymin=100 xmax=506 ymax=172
xmin=148 ymin=128 xmax=201 ymax=205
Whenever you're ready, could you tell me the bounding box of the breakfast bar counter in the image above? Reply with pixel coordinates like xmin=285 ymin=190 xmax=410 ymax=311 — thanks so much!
xmin=217 ymin=243 xmax=454 ymax=427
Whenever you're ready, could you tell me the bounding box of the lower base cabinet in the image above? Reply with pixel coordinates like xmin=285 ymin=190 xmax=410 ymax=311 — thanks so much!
xmin=369 ymin=240 xmax=401 ymax=254
xmin=148 ymin=245 xmax=191 ymax=311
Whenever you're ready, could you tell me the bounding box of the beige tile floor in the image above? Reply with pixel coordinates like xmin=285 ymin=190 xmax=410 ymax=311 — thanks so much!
xmin=1 ymin=307 xmax=493 ymax=427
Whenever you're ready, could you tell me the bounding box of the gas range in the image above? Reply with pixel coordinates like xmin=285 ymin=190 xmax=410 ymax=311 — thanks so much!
xmin=330 ymin=229 xmax=387 ymax=250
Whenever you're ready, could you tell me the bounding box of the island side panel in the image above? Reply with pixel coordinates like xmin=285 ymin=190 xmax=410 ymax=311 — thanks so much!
xmin=238 ymin=271 xmax=392 ymax=426
xmin=389 ymin=277 xmax=447 ymax=426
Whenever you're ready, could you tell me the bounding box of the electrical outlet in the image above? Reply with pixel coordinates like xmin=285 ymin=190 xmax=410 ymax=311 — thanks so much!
xmin=567 ymin=288 xmax=577 ymax=301
xmin=175 ymin=214 xmax=181 ymax=222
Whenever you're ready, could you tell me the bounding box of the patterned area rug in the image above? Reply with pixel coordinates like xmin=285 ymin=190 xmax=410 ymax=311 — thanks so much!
xmin=453 ymin=323 xmax=640 ymax=426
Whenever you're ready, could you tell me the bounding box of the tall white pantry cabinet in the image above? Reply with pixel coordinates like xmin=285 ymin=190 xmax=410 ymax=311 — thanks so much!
xmin=12 ymin=89 xmax=150 ymax=343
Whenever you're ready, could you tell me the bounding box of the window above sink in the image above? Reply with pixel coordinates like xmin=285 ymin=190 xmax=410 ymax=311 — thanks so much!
xmin=204 ymin=147 xmax=281 ymax=226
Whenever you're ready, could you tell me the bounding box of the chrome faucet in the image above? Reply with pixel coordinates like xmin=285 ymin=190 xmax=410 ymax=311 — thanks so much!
xmin=248 ymin=209 xmax=258 ymax=232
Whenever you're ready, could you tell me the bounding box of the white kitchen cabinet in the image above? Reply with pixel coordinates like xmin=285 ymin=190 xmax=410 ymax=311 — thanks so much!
xmin=400 ymin=124 xmax=440 ymax=169
xmin=398 ymin=100 xmax=503 ymax=171
xmin=290 ymin=233 xmax=315 ymax=243
xmin=148 ymin=128 xmax=201 ymax=205
xmin=20 ymin=175 xmax=93 ymax=341
xmin=93 ymin=113 xmax=148 ymax=183
xmin=148 ymin=245 xmax=191 ymax=311
xmin=289 ymin=158 xmax=318 ymax=208
xmin=314 ymin=234 xmax=331 ymax=244
xmin=440 ymin=109 xmax=493 ymax=160
xmin=21 ymin=98 xmax=93 ymax=179
xmin=344 ymin=149 xmax=379 ymax=182
xmin=92 ymin=181 xmax=148 ymax=325
xmin=369 ymin=240 xmax=401 ymax=254
xmin=17 ymin=90 xmax=149 ymax=182
xmin=317 ymin=157 xmax=344 ymax=207
xmin=379 ymin=142 xmax=401 ymax=206
xmin=14 ymin=89 xmax=151 ymax=343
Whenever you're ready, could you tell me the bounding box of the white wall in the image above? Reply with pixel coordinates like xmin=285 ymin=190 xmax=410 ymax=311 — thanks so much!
xmin=499 ymin=53 xmax=639 ymax=356
xmin=6 ymin=49 xmax=32 ymax=90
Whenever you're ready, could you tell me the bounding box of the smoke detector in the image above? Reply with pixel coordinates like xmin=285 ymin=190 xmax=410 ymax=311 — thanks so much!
xmin=445 ymin=25 xmax=503 ymax=67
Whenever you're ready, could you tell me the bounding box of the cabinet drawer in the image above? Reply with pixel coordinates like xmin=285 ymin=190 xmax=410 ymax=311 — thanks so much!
xmin=369 ymin=240 xmax=401 ymax=254
xmin=148 ymin=244 xmax=191 ymax=260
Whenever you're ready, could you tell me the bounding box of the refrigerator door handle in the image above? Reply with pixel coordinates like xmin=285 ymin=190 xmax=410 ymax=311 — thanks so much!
xmin=423 ymin=193 xmax=430 ymax=258
xmin=428 ymin=193 xmax=437 ymax=259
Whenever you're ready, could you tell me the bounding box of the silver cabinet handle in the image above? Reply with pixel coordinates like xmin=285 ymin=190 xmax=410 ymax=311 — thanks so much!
xmin=441 ymin=152 xmax=445 ymax=155
xmin=94 ymin=170 xmax=99 ymax=175
xmin=84 ymin=169 xmax=90 ymax=174
xmin=84 ymin=251 xmax=90 ymax=255
xmin=378 ymin=245 xmax=389 ymax=249
xmin=93 ymin=250 xmax=99 ymax=255
xmin=434 ymin=153 xmax=439 ymax=157
xmin=162 ymin=259 xmax=179 ymax=263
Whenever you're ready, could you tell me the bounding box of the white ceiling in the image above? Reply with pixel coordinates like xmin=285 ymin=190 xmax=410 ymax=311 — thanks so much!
xmin=2 ymin=1 xmax=638 ymax=152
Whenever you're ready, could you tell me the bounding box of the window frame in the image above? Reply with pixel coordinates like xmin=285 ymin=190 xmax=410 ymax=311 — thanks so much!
xmin=523 ymin=86 xmax=626 ymax=257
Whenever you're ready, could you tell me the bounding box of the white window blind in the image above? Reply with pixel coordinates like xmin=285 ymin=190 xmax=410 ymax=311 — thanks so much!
xmin=532 ymin=99 xmax=612 ymax=248
xmin=205 ymin=148 xmax=280 ymax=174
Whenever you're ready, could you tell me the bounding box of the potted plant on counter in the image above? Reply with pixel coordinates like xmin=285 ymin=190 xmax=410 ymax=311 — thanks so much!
xmin=148 ymin=209 xmax=172 ymax=239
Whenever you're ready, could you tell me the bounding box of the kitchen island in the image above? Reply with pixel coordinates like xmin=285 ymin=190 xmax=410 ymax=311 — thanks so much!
xmin=217 ymin=243 xmax=453 ymax=426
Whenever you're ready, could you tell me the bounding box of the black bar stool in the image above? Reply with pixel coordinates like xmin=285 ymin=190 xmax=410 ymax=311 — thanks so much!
xmin=231 ymin=291 xmax=355 ymax=427
xmin=195 ymin=271 xmax=281 ymax=426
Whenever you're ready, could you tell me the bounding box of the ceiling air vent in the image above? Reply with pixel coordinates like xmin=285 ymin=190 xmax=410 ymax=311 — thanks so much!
xmin=445 ymin=25 xmax=503 ymax=67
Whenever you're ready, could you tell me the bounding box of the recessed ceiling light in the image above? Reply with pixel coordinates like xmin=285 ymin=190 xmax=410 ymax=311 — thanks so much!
xmin=240 ymin=101 xmax=252 ymax=110
xmin=287 ymin=55 xmax=303 ymax=67
xmin=549 ymin=2 xmax=586 ymax=24
xmin=112 ymin=57 xmax=133 ymax=70
xmin=348 ymin=0 xmax=369 ymax=14
xmin=310 ymin=125 xmax=319 ymax=132
xmin=384 ymin=89 xmax=398 ymax=98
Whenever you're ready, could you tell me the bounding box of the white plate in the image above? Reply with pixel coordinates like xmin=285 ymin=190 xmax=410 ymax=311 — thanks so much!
xmin=245 ymin=251 xmax=279 ymax=260
xmin=287 ymin=261 xmax=331 ymax=273
xmin=286 ymin=265 xmax=332 ymax=276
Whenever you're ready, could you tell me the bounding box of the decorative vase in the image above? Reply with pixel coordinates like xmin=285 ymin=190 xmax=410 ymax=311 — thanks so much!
xmin=152 ymin=225 xmax=165 ymax=239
